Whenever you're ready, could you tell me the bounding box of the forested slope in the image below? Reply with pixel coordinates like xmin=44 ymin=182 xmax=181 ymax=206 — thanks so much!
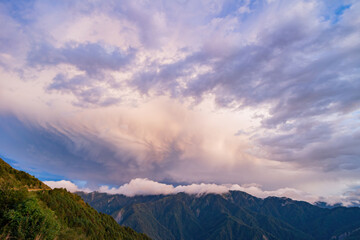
xmin=0 ymin=157 xmax=151 ymax=240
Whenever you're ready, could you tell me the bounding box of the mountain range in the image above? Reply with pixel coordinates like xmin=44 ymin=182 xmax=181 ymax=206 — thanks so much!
xmin=0 ymin=157 xmax=150 ymax=240
xmin=2 ymin=154 xmax=360 ymax=240
xmin=77 ymin=191 xmax=360 ymax=240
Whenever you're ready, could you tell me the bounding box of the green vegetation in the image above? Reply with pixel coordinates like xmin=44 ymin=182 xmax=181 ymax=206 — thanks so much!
xmin=0 ymin=188 xmax=60 ymax=240
xmin=0 ymin=157 xmax=151 ymax=240
xmin=79 ymin=191 xmax=360 ymax=240
xmin=4 ymin=154 xmax=360 ymax=240
xmin=0 ymin=159 xmax=50 ymax=190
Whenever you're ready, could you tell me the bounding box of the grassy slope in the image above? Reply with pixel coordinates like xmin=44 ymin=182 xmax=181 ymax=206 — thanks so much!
xmin=0 ymin=158 xmax=50 ymax=190
xmin=0 ymin=157 xmax=151 ymax=240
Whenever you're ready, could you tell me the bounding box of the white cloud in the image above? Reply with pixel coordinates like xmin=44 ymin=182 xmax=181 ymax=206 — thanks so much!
xmin=99 ymin=178 xmax=174 ymax=196
xmin=44 ymin=178 xmax=360 ymax=206
xmin=98 ymin=178 xmax=232 ymax=197
xmin=99 ymin=178 xmax=321 ymax=203
xmin=44 ymin=180 xmax=91 ymax=193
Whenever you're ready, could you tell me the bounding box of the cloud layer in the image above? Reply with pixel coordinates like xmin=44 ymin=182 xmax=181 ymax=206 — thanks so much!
xmin=45 ymin=178 xmax=360 ymax=207
xmin=0 ymin=0 xmax=360 ymax=204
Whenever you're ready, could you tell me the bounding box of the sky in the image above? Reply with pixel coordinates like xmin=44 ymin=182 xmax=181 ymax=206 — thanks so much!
xmin=0 ymin=0 xmax=359 ymax=206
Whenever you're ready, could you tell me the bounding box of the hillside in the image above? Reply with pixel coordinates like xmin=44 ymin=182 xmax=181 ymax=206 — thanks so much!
xmin=0 ymin=158 xmax=50 ymax=190
xmin=78 ymin=191 xmax=360 ymax=240
xmin=0 ymin=157 xmax=151 ymax=240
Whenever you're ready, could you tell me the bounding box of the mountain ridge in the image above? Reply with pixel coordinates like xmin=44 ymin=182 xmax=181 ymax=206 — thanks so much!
xmin=0 ymin=158 xmax=50 ymax=190
xmin=77 ymin=190 xmax=360 ymax=240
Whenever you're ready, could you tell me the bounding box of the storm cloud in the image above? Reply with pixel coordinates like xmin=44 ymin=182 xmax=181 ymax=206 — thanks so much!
xmin=0 ymin=0 xmax=360 ymax=204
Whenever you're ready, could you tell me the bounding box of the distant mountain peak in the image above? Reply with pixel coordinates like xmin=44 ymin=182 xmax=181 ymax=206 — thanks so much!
xmin=78 ymin=190 xmax=360 ymax=240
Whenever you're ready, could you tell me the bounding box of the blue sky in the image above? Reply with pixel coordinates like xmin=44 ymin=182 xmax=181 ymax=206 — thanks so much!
xmin=0 ymin=0 xmax=360 ymax=205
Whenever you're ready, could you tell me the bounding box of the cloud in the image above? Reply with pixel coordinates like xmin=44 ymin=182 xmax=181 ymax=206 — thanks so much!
xmin=49 ymin=178 xmax=316 ymax=201
xmin=47 ymin=178 xmax=360 ymax=207
xmin=44 ymin=180 xmax=91 ymax=193
xmin=99 ymin=178 xmax=175 ymax=196
xmin=48 ymin=178 xmax=360 ymax=207
xmin=99 ymin=178 xmax=232 ymax=196
xmin=26 ymin=42 xmax=135 ymax=106
xmin=1 ymin=0 xmax=360 ymax=207
xmin=175 ymin=183 xmax=230 ymax=195
xmin=230 ymin=184 xmax=319 ymax=204
xmin=0 ymin=103 xmax=261 ymax=188
xmin=0 ymin=113 xmax=161 ymax=185
xmin=0 ymin=3 xmax=29 ymax=69
xmin=341 ymin=188 xmax=360 ymax=207
xmin=27 ymin=43 xmax=135 ymax=75
xmin=144 ymin=1 xmax=360 ymax=128
xmin=47 ymin=73 xmax=122 ymax=107
xmin=255 ymin=119 xmax=360 ymax=171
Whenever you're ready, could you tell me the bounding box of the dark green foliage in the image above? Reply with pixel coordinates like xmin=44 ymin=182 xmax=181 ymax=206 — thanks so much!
xmin=0 ymin=188 xmax=60 ymax=240
xmin=79 ymin=191 xmax=360 ymax=240
xmin=0 ymin=158 xmax=151 ymax=240
xmin=2 ymin=195 xmax=60 ymax=240
xmin=36 ymin=188 xmax=151 ymax=240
